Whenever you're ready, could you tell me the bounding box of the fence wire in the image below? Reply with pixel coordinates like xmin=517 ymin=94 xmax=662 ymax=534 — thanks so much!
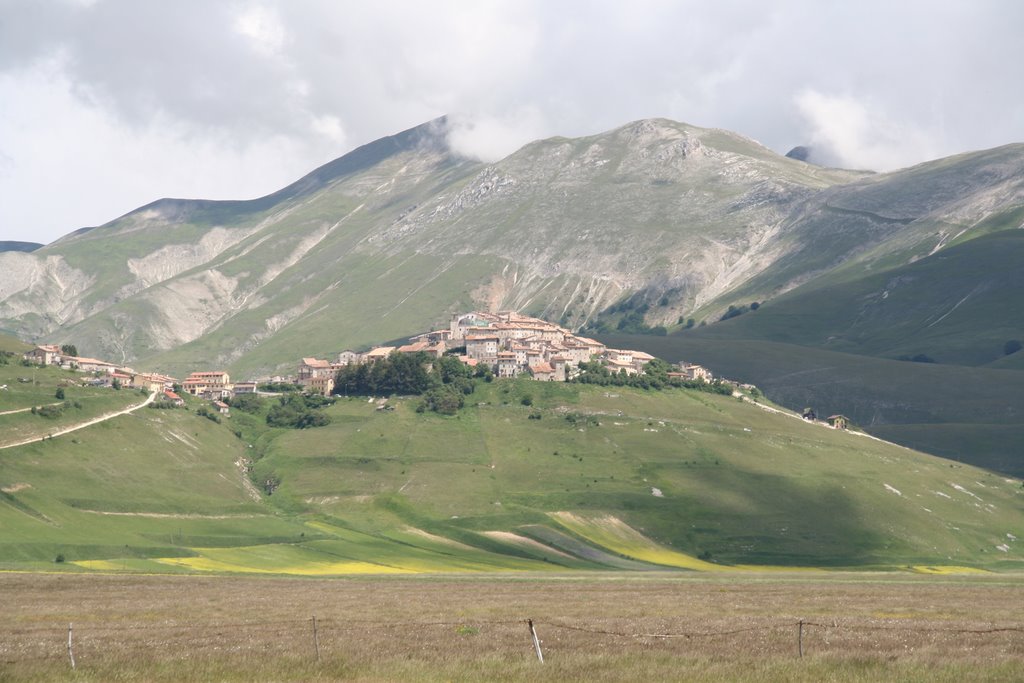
xmin=2 ymin=615 xmax=1021 ymax=667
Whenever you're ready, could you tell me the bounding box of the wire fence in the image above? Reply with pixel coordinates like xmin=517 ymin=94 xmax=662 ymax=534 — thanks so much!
xmin=2 ymin=615 xmax=1022 ymax=668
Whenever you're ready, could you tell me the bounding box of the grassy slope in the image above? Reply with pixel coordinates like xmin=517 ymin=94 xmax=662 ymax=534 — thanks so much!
xmin=598 ymin=335 xmax=1024 ymax=476
xmin=693 ymin=229 xmax=1024 ymax=367
xmin=601 ymin=230 xmax=1024 ymax=476
xmin=254 ymin=381 xmax=1023 ymax=570
xmin=0 ymin=332 xmax=30 ymax=354
xmin=3 ymin=380 xmax=1021 ymax=574
xmin=0 ymin=364 xmax=143 ymax=442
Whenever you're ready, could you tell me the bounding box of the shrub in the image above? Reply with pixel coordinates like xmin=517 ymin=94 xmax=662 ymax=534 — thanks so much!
xmin=1004 ymin=339 xmax=1022 ymax=356
xmin=34 ymin=403 xmax=66 ymax=419
xmin=228 ymin=393 xmax=265 ymax=414
xmin=55 ymin=387 xmax=65 ymax=400
xmin=418 ymin=385 xmax=465 ymax=415
xmin=266 ymin=394 xmax=332 ymax=428
xmin=720 ymin=304 xmax=749 ymax=321
xmin=196 ymin=406 xmax=221 ymax=424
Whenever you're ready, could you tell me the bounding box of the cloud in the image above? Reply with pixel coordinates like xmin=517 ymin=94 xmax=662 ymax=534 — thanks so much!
xmin=794 ymin=90 xmax=940 ymax=171
xmin=1 ymin=1 xmax=1023 ymax=243
xmin=446 ymin=108 xmax=548 ymax=162
xmin=233 ymin=4 xmax=288 ymax=57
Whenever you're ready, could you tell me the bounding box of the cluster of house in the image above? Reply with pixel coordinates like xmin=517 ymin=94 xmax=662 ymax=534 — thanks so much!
xmin=23 ymin=344 xmax=236 ymax=415
xmin=27 ymin=309 xmax=724 ymax=412
xmin=295 ymin=311 xmax=715 ymax=396
xmin=802 ymin=407 xmax=850 ymax=430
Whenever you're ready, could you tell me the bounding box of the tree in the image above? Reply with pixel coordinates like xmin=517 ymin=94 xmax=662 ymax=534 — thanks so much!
xmin=418 ymin=386 xmax=464 ymax=415
xmin=55 ymin=387 xmax=65 ymax=400
xmin=228 ymin=393 xmax=264 ymax=414
xmin=60 ymin=344 xmax=78 ymax=357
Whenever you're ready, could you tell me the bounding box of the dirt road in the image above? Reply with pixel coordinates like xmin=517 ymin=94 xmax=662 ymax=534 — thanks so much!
xmin=0 ymin=391 xmax=156 ymax=450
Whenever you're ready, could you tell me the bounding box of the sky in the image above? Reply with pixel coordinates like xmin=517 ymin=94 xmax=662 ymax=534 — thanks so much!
xmin=2 ymin=0 xmax=1022 ymax=245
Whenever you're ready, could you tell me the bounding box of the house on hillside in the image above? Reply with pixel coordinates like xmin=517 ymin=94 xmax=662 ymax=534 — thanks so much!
xmin=131 ymin=373 xmax=169 ymax=393
xmin=827 ymin=415 xmax=849 ymax=430
xmin=24 ymin=344 xmax=62 ymax=366
xmin=496 ymin=351 xmax=519 ymax=378
xmin=212 ymin=400 xmax=230 ymax=416
xmin=630 ymin=350 xmax=656 ymax=373
xmin=677 ymin=362 xmax=712 ymax=383
xmin=298 ymin=358 xmax=332 ymax=380
xmin=397 ymin=340 xmax=430 ymax=355
xmin=529 ymin=361 xmax=556 ymax=381
xmin=549 ymin=356 xmax=568 ymax=382
xmin=604 ymin=358 xmax=639 ymax=376
xmin=64 ymin=356 xmax=118 ymax=374
xmin=337 ymin=350 xmax=360 ymax=366
xmin=465 ymin=335 xmax=499 ymax=363
xmin=162 ymin=390 xmax=185 ymax=407
xmin=233 ymin=381 xmax=257 ymax=394
xmin=183 ymin=371 xmax=232 ymax=397
xmin=362 ymin=346 xmax=395 ymax=363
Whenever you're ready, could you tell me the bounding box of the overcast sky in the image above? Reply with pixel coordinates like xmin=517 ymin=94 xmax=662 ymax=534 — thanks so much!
xmin=2 ymin=0 xmax=1022 ymax=245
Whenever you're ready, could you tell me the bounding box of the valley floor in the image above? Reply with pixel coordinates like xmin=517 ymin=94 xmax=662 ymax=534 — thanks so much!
xmin=2 ymin=572 xmax=1022 ymax=682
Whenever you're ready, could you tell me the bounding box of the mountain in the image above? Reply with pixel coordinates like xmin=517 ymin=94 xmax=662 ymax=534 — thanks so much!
xmin=0 ymin=241 xmax=43 ymax=253
xmin=0 ymin=117 xmax=868 ymax=375
xmin=1 ymin=117 xmax=1022 ymax=473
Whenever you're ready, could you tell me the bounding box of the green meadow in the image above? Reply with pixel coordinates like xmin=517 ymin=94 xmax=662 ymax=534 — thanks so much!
xmin=0 ymin=363 xmax=144 ymax=444
xmin=2 ymin=376 xmax=1021 ymax=576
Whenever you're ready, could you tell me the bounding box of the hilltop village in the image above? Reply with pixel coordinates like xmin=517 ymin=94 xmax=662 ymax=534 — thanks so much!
xmin=21 ymin=310 xmax=855 ymax=428
xmin=295 ymin=311 xmax=713 ymax=396
xmin=21 ymin=311 xmax=707 ymax=399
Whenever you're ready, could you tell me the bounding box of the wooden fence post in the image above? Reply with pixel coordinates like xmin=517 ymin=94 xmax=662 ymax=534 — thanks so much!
xmin=527 ymin=619 xmax=544 ymax=663
xmin=67 ymin=622 xmax=76 ymax=670
xmin=798 ymin=619 xmax=804 ymax=658
xmin=312 ymin=615 xmax=320 ymax=661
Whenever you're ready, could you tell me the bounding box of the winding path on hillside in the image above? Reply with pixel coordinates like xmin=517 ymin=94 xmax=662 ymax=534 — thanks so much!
xmin=0 ymin=391 xmax=157 ymax=451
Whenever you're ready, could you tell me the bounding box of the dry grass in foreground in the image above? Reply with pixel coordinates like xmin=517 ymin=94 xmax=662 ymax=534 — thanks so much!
xmin=1 ymin=571 xmax=1022 ymax=682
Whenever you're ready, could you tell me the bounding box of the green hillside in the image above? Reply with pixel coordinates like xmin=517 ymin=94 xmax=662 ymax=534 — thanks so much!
xmin=3 ymin=120 xmax=1024 ymax=492
xmin=598 ymin=336 xmax=1024 ymax=477
xmin=692 ymin=229 xmax=1024 ymax=367
xmin=2 ymin=379 xmax=1021 ymax=575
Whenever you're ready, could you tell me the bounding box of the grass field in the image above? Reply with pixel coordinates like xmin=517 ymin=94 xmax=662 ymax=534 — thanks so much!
xmin=1 ymin=572 xmax=1021 ymax=682
xmin=600 ymin=335 xmax=1024 ymax=477
xmin=2 ymin=378 xmax=1022 ymax=575
xmin=0 ymin=364 xmax=144 ymax=445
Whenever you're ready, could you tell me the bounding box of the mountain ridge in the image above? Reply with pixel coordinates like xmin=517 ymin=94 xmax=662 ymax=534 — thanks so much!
xmin=1 ymin=117 xmax=1021 ymax=383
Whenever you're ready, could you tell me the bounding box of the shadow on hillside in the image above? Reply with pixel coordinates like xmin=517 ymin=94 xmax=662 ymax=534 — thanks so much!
xmin=668 ymin=466 xmax=891 ymax=567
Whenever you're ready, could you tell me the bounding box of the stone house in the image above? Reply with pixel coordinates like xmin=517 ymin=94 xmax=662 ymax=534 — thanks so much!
xmin=827 ymin=415 xmax=849 ymax=430
xmin=162 ymin=390 xmax=185 ymax=407
xmin=496 ymin=351 xmax=519 ymax=378
xmin=183 ymin=371 xmax=232 ymax=396
xmin=25 ymin=344 xmax=62 ymax=366
xmin=529 ymin=361 xmax=556 ymax=381
xmin=465 ymin=335 xmax=499 ymax=363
